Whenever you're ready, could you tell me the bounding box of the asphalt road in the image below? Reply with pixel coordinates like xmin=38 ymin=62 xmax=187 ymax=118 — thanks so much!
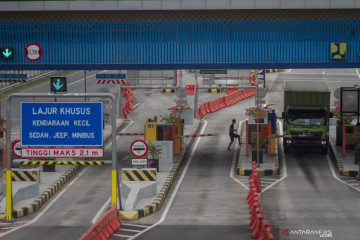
xmin=129 ymin=91 xmax=255 ymax=240
xmin=0 ymin=70 xmax=232 ymax=239
xmin=3 ymin=69 xmax=360 ymax=240
xmin=263 ymin=69 xmax=360 ymax=240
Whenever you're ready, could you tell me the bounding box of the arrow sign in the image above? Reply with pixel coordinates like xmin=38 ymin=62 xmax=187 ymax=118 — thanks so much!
xmin=1 ymin=47 xmax=14 ymax=60
xmin=53 ymin=79 xmax=64 ymax=90
xmin=50 ymin=77 xmax=67 ymax=93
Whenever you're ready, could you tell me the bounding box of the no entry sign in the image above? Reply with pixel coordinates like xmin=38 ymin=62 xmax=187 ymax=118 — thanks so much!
xmin=130 ymin=140 xmax=148 ymax=157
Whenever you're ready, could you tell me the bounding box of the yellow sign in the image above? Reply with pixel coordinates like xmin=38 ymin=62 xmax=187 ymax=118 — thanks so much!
xmin=145 ymin=122 xmax=157 ymax=141
xmin=331 ymin=42 xmax=347 ymax=60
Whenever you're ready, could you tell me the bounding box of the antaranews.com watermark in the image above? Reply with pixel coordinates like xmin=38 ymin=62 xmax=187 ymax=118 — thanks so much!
xmin=281 ymin=228 xmax=333 ymax=238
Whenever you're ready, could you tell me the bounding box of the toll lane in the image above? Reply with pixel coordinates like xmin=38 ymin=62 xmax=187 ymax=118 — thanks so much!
xmin=263 ymin=69 xmax=360 ymax=240
xmin=133 ymin=96 xmax=255 ymax=240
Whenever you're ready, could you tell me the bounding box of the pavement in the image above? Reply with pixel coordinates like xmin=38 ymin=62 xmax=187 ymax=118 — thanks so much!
xmin=119 ymin=119 xmax=201 ymax=221
xmin=329 ymin=125 xmax=360 ymax=177
xmin=0 ymin=118 xmax=125 ymax=221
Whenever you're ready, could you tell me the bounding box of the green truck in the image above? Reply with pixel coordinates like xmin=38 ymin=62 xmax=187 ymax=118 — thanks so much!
xmin=282 ymin=81 xmax=332 ymax=155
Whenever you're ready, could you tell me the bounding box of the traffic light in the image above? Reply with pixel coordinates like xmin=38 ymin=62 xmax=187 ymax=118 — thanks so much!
xmin=50 ymin=77 xmax=67 ymax=93
xmin=1 ymin=47 xmax=14 ymax=60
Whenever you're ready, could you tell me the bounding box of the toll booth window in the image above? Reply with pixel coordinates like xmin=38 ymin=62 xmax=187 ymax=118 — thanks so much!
xmin=287 ymin=109 xmax=326 ymax=126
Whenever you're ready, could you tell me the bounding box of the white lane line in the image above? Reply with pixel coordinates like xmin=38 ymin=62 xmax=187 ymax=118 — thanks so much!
xmin=93 ymin=118 xmax=134 ymax=222
xmin=68 ymin=70 xmax=106 ymax=86
xmin=113 ymin=233 xmax=133 ymax=237
xmin=260 ymin=178 xmax=278 ymax=181
xmin=356 ymin=69 xmax=360 ymax=80
xmin=262 ymin=120 xmax=287 ymax=193
xmin=0 ymin=167 xmax=89 ymax=238
xmin=132 ymin=103 xmax=140 ymax=110
xmin=92 ymin=197 xmax=111 ymax=224
xmin=127 ymin=120 xmax=208 ymax=240
xmin=327 ymin=155 xmax=360 ymax=193
xmin=122 ymin=223 xmax=148 ymax=228
xmin=229 ymin=120 xmax=249 ymax=190
xmin=287 ymin=69 xmax=291 ymax=73
xmin=121 ymin=229 xmax=141 ymax=232
xmin=260 ymin=181 xmax=276 ymax=184
xmin=323 ymin=71 xmax=325 ymax=75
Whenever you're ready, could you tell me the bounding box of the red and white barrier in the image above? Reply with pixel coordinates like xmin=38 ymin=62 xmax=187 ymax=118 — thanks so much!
xmin=198 ymin=88 xmax=256 ymax=119
xmin=119 ymin=133 xmax=145 ymax=136
xmin=79 ymin=205 xmax=122 ymax=240
xmin=247 ymin=161 xmax=275 ymax=239
xmin=175 ymin=134 xmax=216 ymax=138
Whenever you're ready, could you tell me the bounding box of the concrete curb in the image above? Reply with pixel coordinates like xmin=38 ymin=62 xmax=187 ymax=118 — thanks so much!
xmin=329 ymin=138 xmax=359 ymax=177
xmin=119 ymin=120 xmax=202 ymax=221
xmin=0 ymin=119 xmax=125 ymax=221
xmin=237 ymin=121 xmax=280 ymax=176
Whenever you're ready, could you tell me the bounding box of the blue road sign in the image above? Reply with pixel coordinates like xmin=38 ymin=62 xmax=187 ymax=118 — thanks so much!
xmin=0 ymin=74 xmax=27 ymax=79
xmin=96 ymin=74 xmax=126 ymax=79
xmin=21 ymin=102 xmax=103 ymax=146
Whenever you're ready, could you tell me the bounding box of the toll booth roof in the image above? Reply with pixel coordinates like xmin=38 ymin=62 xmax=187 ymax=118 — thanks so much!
xmin=284 ymin=81 xmax=330 ymax=93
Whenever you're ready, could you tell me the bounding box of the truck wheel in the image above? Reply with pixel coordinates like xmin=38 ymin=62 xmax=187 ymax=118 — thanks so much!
xmin=284 ymin=146 xmax=290 ymax=154
xmin=322 ymin=147 xmax=328 ymax=155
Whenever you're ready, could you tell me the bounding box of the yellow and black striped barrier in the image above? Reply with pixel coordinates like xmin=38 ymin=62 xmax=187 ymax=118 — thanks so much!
xmin=12 ymin=160 xmax=112 ymax=165
xmin=122 ymin=169 xmax=157 ymax=181
xmin=162 ymin=89 xmax=176 ymax=93
xmin=4 ymin=169 xmax=39 ymax=182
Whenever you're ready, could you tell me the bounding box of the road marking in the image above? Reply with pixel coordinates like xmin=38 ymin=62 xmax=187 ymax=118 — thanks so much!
xmin=327 ymin=155 xmax=360 ymax=193
xmin=127 ymin=120 xmax=208 ymax=240
xmin=262 ymin=120 xmax=287 ymax=193
xmin=122 ymin=223 xmax=148 ymax=228
xmin=356 ymin=69 xmax=360 ymax=80
xmin=113 ymin=233 xmax=133 ymax=237
xmin=92 ymin=196 xmax=111 ymax=224
xmin=0 ymin=167 xmax=89 ymax=238
xmin=121 ymin=229 xmax=141 ymax=232
xmin=132 ymin=103 xmax=140 ymax=110
xmin=68 ymin=70 xmax=106 ymax=86
xmin=261 ymin=177 xmax=278 ymax=181
xmin=229 ymin=120 xmax=249 ymax=190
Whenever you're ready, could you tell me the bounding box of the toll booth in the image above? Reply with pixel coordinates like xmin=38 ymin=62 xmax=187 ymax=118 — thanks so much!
xmin=145 ymin=117 xmax=183 ymax=155
xmin=144 ymin=120 xmax=157 ymax=141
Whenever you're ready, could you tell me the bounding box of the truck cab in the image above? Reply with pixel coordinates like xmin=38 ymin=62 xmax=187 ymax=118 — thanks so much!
xmin=282 ymin=81 xmax=331 ymax=155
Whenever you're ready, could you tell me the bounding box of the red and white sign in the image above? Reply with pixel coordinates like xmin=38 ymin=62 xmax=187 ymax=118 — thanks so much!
xmin=25 ymin=43 xmax=43 ymax=62
xmin=130 ymin=140 xmax=148 ymax=157
xmin=21 ymin=148 xmax=104 ymax=158
xmin=96 ymin=80 xmax=124 ymax=85
xmin=12 ymin=140 xmax=22 ymax=157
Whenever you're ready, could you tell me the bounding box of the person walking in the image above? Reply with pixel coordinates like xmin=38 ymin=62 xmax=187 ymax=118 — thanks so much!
xmin=228 ymin=119 xmax=242 ymax=151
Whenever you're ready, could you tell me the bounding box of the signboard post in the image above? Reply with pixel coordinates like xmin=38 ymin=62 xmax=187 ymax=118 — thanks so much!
xmin=21 ymin=102 xmax=103 ymax=146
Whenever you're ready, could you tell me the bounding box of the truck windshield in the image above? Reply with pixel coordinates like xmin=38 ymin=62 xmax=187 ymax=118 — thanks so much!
xmin=287 ymin=109 xmax=326 ymax=126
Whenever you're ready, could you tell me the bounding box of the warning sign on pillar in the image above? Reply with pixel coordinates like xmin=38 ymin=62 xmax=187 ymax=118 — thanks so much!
xmin=130 ymin=140 xmax=148 ymax=157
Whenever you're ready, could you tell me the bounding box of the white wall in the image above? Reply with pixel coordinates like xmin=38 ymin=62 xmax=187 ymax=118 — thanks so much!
xmin=0 ymin=0 xmax=358 ymax=11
